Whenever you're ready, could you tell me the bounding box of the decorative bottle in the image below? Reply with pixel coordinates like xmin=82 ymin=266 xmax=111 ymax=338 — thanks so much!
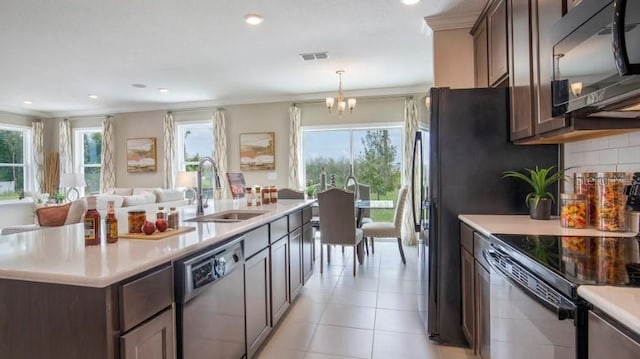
xmin=320 ymin=167 xmax=327 ymax=192
xmin=105 ymin=200 xmax=118 ymax=243
xmin=84 ymin=196 xmax=101 ymax=246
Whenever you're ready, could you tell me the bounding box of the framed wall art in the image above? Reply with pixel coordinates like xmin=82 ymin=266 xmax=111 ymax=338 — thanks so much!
xmin=240 ymin=132 xmax=275 ymax=171
xmin=126 ymin=137 xmax=157 ymax=173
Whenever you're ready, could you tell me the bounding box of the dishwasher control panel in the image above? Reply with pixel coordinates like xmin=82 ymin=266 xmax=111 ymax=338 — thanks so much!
xmin=179 ymin=238 xmax=244 ymax=302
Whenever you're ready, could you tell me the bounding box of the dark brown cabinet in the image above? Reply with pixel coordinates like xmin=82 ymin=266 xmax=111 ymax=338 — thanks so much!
xmin=488 ymin=0 xmax=508 ymax=86
xmin=460 ymin=223 xmax=476 ymax=351
xmin=474 ymin=19 xmax=489 ymax=88
xmin=289 ymin=227 xmax=303 ymax=300
xmin=270 ymin=236 xmax=289 ymax=325
xmin=245 ymin=247 xmax=271 ymax=359
xmin=302 ymin=222 xmax=314 ymax=283
xmin=508 ymin=0 xmax=564 ymax=141
xmin=120 ymin=308 xmax=175 ymax=359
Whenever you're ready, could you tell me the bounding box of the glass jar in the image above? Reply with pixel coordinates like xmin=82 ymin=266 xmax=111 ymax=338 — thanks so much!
xmin=254 ymin=186 xmax=262 ymax=206
xmin=262 ymin=186 xmax=270 ymax=204
xmin=574 ymin=172 xmax=597 ymax=226
xmin=595 ymin=172 xmax=627 ymax=232
xmin=246 ymin=187 xmax=254 ymax=206
xmin=560 ymin=193 xmax=588 ymax=228
xmin=127 ymin=210 xmax=146 ymax=233
xmin=270 ymin=186 xmax=277 ymax=204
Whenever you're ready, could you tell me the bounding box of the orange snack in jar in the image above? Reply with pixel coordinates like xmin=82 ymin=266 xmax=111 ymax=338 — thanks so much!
xmin=595 ymin=173 xmax=627 ymax=232
xmin=560 ymin=194 xmax=588 ymax=229
xmin=574 ymin=173 xmax=597 ymax=226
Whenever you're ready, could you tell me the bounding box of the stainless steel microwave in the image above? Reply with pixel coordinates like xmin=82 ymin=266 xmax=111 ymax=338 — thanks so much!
xmin=552 ymin=0 xmax=640 ymax=118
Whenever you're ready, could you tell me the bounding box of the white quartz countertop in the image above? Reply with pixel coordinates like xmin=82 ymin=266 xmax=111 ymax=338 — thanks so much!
xmin=578 ymin=286 xmax=640 ymax=335
xmin=459 ymin=214 xmax=640 ymax=336
xmin=0 ymin=199 xmax=314 ymax=288
xmin=458 ymin=214 xmax=637 ymax=238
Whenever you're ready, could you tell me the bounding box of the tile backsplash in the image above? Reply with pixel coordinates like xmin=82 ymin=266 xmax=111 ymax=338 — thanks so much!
xmin=563 ymin=132 xmax=640 ymax=192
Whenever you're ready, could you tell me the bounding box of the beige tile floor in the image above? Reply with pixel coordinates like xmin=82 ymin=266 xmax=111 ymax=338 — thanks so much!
xmin=256 ymin=239 xmax=478 ymax=359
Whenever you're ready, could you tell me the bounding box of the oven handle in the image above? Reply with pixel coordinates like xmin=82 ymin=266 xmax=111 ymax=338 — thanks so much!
xmin=482 ymin=248 xmax=574 ymax=321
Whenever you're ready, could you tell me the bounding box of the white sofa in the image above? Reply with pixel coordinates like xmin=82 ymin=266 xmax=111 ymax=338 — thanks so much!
xmin=95 ymin=188 xmax=189 ymax=219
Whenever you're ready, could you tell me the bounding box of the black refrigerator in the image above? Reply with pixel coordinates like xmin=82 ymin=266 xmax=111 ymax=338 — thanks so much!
xmin=413 ymin=87 xmax=559 ymax=346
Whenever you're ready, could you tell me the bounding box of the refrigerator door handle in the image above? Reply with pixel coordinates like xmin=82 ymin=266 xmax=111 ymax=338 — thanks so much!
xmin=411 ymin=131 xmax=423 ymax=232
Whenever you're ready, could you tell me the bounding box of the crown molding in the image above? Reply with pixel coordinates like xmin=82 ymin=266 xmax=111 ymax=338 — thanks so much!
xmin=424 ymin=11 xmax=481 ymax=31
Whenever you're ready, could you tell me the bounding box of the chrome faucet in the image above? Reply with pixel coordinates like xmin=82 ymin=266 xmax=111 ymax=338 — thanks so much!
xmin=196 ymin=156 xmax=222 ymax=215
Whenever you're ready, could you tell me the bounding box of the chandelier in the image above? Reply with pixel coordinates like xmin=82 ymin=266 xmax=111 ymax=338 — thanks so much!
xmin=326 ymin=70 xmax=356 ymax=115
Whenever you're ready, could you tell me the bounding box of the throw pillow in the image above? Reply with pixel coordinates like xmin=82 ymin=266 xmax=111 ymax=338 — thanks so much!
xmin=35 ymin=203 xmax=71 ymax=227
xmin=113 ymin=188 xmax=134 ymax=196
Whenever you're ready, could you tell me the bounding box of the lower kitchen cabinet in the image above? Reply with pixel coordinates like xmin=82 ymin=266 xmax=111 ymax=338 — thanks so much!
xmin=289 ymin=228 xmax=303 ymax=300
xmin=302 ymin=222 xmax=314 ymax=283
xmin=461 ymin=248 xmax=475 ymax=349
xmin=476 ymin=261 xmax=490 ymax=359
xmin=120 ymin=307 xmax=175 ymax=359
xmin=245 ymin=247 xmax=271 ymax=359
xmin=270 ymin=236 xmax=289 ymax=325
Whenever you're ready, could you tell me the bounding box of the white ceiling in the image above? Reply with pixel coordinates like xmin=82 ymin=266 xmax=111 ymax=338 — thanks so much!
xmin=0 ymin=0 xmax=485 ymax=118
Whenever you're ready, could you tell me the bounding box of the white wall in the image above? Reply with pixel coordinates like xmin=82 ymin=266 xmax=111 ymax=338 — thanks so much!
xmin=432 ymin=28 xmax=475 ymax=89
xmin=0 ymin=112 xmax=35 ymax=127
xmin=563 ymin=132 xmax=640 ymax=191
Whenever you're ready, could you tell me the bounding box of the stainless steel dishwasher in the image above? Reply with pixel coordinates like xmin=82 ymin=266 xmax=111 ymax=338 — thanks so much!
xmin=175 ymin=238 xmax=245 ymax=359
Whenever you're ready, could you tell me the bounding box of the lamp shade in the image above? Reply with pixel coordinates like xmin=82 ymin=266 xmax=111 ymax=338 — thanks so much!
xmin=59 ymin=173 xmax=86 ymax=187
xmin=175 ymin=171 xmax=197 ymax=188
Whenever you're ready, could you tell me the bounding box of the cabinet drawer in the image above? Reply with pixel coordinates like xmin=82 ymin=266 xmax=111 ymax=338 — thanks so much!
xmin=302 ymin=206 xmax=312 ymax=224
xmin=289 ymin=210 xmax=302 ymax=231
xmin=120 ymin=306 xmax=175 ymax=359
xmin=244 ymin=224 xmax=269 ymax=259
xmin=460 ymin=222 xmax=474 ymax=253
xmin=120 ymin=265 xmax=173 ymax=332
xmin=270 ymin=216 xmax=288 ymax=243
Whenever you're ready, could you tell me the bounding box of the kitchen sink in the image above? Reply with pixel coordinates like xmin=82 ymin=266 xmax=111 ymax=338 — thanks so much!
xmin=185 ymin=210 xmax=269 ymax=223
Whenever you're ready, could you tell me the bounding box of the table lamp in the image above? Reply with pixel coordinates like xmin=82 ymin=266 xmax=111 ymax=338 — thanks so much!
xmin=175 ymin=171 xmax=197 ymax=204
xmin=59 ymin=173 xmax=86 ymax=201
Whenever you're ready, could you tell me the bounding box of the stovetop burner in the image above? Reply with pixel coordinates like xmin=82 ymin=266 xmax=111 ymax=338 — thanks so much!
xmin=492 ymin=234 xmax=640 ymax=288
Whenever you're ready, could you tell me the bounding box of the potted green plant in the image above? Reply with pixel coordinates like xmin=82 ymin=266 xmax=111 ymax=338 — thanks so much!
xmin=502 ymin=165 xmax=564 ymax=220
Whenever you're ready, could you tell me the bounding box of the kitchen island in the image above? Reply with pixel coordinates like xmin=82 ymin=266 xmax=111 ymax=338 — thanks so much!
xmin=0 ymin=199 xmax=315 ymax=359
xmin=459 ymin=214 xmax=640 ymax=357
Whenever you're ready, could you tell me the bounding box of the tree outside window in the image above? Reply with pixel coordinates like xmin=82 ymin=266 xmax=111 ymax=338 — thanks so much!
xmin=74 ymin=128 xmax=102 ymax=196
xmin=0 ymin=127 xmax=28 ymax=200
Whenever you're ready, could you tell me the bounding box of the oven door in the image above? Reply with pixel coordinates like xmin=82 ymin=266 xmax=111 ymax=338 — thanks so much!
xmin=481 ymin=247 xmax=582 ymax=359
xmin=552 ymin=0 xmax=640 ymax=116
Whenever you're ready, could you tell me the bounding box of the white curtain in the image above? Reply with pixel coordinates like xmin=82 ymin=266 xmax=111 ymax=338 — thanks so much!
xmin=163 ymin=112 xmax=176 ymax=189
xmin=288 ymin=105 xmax=302 ymax=190
xmin=59 ymin=118 xmax=73 ymax=175
xmin=213 ymin=109 xmax=229 ymax=199
xmin=32 ymin=121 xmax=44 ymax=193
xmin=101 ymin=115 xmax=116 ymax=192
xmin=402 ymin=97 xmax=419 ymax=246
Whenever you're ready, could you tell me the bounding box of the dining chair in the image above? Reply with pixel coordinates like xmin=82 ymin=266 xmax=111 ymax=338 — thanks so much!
xmin=277 ymin=188 xmax=305 ymax=200
xmin=317 ymin=188 xmax=363 ymax=276
xmin=347 ymin=183 xmax=372 ymax=225
xmin=360 ymin=186 xmax=408 ymax=264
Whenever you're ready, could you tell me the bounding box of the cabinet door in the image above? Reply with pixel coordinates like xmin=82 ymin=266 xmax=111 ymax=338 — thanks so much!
xmin=302 ymin=223 xmax=314 ymax=283
xmin=121 ymin=307 xmax=175 ymax=359
xmin=508 ymin=0 xmax=535 ymax=141
xmin=245 ymin=248 xmax=271 ymax=359
xmin=461 ymin=248 xmax=475 ymax=351
xmin=270 ymin=236 xmax=289 ymax=326
xmin=474 ymin=18 xmax=489 ymax=88
xmin=289 ymin=229 xmax=303 ymax=301
xmin=532 ymin=0 xmax=565 ymax=133
xmin=488 ymin=0 xmax=508 ymax=86
xmin=475 ymin=262 xmax=491 ymax=359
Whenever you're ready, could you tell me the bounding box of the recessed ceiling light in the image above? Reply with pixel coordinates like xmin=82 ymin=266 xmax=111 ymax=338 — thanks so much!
xmin=245 ymin=14 xmax=264 ymax=25
xmin=132 ymin=83 xmax=147 ymax=88
xmin=23 ymin=100 xmax=32 ymax=105
xmin=401 ymin=0 xmax=420 ymax=5
xmin=158 ymin=88 xmax=169 ymax=93
xmin=88 ymin=94 xmax=98 ymax=99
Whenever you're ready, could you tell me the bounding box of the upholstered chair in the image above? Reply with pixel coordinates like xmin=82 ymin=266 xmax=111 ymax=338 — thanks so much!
xmin=360 ymin=186 xmax=408 ymax=264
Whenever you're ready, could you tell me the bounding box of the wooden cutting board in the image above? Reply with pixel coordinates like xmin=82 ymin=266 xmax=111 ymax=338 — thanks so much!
xmin=119 ymin=226 xmax=195 ymax=240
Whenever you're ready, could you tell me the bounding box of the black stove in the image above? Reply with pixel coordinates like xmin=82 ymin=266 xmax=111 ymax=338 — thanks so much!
xmin=490 ymin=233 xmax=640 ymax=299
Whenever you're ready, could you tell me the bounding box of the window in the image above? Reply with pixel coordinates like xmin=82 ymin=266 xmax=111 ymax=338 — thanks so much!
xmin=0 ymin=124 xmax=32 ymax=200
xmin=302 ymin=125 xmax=403 ymax=221
xmin=73 ymin=128 xmax=102 ymax=196
xmin=175 ymin=122 xmax=214 ymax=171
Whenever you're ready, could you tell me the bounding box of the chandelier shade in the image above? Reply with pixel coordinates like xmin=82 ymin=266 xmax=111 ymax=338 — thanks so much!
xmin=326 ymin=70 xmax=356 ymax=115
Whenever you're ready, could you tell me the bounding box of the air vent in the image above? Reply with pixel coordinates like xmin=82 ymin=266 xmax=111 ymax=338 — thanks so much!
xmin=299 ymin=52 xmax=329 ymax=61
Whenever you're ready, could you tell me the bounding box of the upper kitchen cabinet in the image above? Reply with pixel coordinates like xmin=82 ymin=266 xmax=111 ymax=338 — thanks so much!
xmin=472 ymin=0 xmax=508 ymax=88
xmin=488 ymin=0 xmax=509 ymax=86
